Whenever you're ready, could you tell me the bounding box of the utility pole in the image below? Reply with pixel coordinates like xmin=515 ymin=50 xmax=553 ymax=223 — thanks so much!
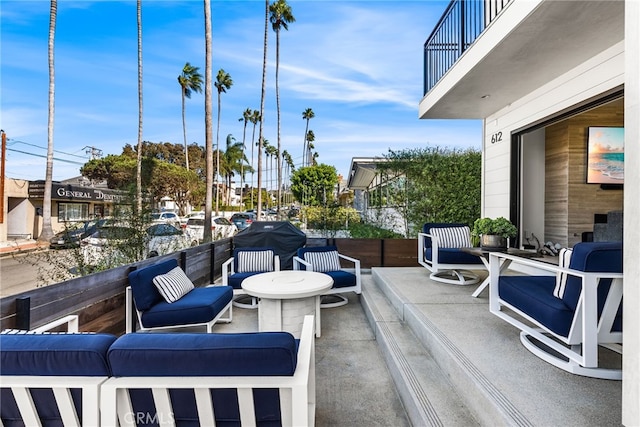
xmin=82 ymin=146 xmax=103 ymax=160
xmin=1 ymin=130 xmax=6 ymax=224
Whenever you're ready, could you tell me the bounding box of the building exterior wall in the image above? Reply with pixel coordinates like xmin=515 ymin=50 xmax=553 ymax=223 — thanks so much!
xmin=623 ymin=1 xmax=639 ymax=423
xmin=482 ymin=41 xmax=624 ymax=219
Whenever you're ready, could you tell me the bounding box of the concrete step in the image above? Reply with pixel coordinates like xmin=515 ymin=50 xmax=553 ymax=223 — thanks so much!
xmin=361 ymin=273 xmax=479 ymax=426
xmin=366 ymin=267 xmax=622 ymax=427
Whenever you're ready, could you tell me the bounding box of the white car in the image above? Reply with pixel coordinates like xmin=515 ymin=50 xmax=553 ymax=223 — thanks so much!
xmin=80 ymin=224 xmax=196 ymax=268
xmin=184 ymin=216 xmax=238 ymax=242
xmin=150 ymin=212 xmax=181 ymax=228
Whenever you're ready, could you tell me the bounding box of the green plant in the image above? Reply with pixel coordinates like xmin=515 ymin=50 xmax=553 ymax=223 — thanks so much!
xmin=472 ymin=217 xmax=517 ymax=238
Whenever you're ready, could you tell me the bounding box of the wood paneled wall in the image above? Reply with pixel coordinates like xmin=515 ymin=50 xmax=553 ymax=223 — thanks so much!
xmin=545 ymin=99 xmax=624 ymax=246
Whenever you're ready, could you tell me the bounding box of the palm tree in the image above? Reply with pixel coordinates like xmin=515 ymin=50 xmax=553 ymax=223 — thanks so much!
xmin=306 ymin=129 xmax=315 ymax=168
xmin=221 ymin=134 xmax=247 ymax=206
xmin=249 ymin=110 xmax=260 ymax=209
xmin=178 ymin=62 xmax=203 ymax=171
xmin=239 ymin=108 xmax=252 ymax=203
xmin=301 ymin=108 xmax=314 ymax=167
xmin=203 ymin=0 xmax=214 ymax=242
xmin=269 ymin=0 xmax=295 ymax=213
xmin=39 ymin=0 xmax=57 ymax=243
xmin=135 ymin=0 xmax=143 ymax=214
xmin=214 ymin=69 xmax=233 ymax=214
xmin=258 ymin=0 xmax=269 ymax=218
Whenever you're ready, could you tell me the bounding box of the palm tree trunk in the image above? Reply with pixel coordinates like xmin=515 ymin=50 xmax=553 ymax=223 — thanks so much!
xmin=136 ymin=0 xmax=143 ymax=214
xmin=250 ymin=120 xmax=256 ymax=210
xmin=39 ymin=0 xmax=57 ymax=243
xmin=275 ymin=28 xmax=282 ymax=214
xmin=203 ymin=0 xmax=213 ymax=242
xmin=182 ymin=90 xmax=189 ymax=171
xmin=257 ymin=0 xmax=268 ymax=219
xmin=303 ymin=118 xmax=309 ymax=168
xmin=215 ymin=91 xmax=221 ymax=215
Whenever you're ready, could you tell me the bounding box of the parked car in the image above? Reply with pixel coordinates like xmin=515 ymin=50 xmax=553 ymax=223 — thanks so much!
xmin=179 ymin=211 xmax=204 ymax=227
xmin=150 ymin=212 xmax=181 ymax=228
xmin=230 ymin=212 xmax=256 ymax=231
xmin=184 ymin=216 xmax=238 ymax=242
xmin=49 ymin=218 xmax=107 ymax=249
xmin=80 ymin=223 xmax=196 ymax=266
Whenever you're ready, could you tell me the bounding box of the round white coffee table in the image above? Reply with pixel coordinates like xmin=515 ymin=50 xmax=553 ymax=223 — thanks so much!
xmin=241 ymin=270 xmax=333 ymax=338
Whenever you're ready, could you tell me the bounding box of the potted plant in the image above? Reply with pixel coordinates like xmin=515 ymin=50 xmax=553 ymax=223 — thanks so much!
xmin=471 ymin=217 xmax=518 ymax=250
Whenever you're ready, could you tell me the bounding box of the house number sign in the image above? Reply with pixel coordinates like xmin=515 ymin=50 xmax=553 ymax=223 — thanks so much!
xmin=490 ymin=131 xmax=503 ymax=144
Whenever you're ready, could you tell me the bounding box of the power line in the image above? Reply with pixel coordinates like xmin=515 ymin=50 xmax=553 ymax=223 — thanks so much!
xmin=6 ymin=148 xmax=86 ymax=165
xmin=6 ymin=138 xmax=91 ymax=160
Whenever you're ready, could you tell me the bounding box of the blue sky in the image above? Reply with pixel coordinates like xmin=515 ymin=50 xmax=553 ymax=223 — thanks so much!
xmin=1 ymin=0 xmax=481 ymax=185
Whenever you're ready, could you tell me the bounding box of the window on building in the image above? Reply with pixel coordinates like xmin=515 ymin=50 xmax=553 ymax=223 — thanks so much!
xmin=58 ymin=203 xmax=89 ymax=222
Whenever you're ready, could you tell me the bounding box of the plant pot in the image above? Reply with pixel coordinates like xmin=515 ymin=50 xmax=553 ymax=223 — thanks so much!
xmin=480 ymin=234 xmax=507 ymax=251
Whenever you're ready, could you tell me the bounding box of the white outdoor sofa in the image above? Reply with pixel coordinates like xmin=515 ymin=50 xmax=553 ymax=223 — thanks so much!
xmin=1 ymin=315 xmax=316 ymax=426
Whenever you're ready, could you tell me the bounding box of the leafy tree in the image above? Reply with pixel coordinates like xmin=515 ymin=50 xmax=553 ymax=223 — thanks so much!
xmin=221 ymin=134 xmax=249 ymax=206
xmin=178 ymin=62 xmax=203 ymax=171
xmin=290 ymin=164 xmax=338 ymax=207
xmin=269 ymin=0 xmax=295 ymax=212
xmin=81 ymin=155 xmax=138 ymax=190
xmin=148 ymin=161 xmax=202 ymax=215
xmin=379 ymin=147 xmax=481 ymax=236
xmin=39 ymin=0 xmax=57 ymax=243
xmin=215 ymin=69 xmax=233 ymax=214
xmin=301 ymin=108 xmax=314 ymax=167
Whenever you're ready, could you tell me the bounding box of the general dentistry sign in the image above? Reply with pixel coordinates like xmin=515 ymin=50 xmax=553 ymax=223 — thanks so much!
xmin=28 ymin=181 xmax=126 ymax=203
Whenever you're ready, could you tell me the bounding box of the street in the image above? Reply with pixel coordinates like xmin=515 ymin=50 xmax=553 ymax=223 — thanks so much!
xmin=0 ymin=249 xmax=76 ymax=298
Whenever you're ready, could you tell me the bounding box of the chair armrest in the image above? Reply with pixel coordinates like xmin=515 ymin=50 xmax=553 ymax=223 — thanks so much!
xmin=293 ymin=256 xmax=311 ymax=271
xmin=222 ymin=257 xmax=235 ymax=285
xmin=32 ymin=315 xmax=79 ymax=333
xmin=338 ymin=253 xmax=361 ymax=271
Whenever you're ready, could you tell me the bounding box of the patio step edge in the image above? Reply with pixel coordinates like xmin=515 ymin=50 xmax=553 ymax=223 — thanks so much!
xmin=369 ymin=268 xmax=534 ymax=427
xmin=362 ymin=275 xmax=479 ymax=427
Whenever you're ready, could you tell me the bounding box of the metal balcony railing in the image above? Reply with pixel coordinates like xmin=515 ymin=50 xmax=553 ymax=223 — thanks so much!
xmin=424 ymin=0 xmax=512 ymax=94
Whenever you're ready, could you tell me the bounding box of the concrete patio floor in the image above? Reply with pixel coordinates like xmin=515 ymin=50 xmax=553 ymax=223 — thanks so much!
xmin=213 ymin=267 xmax=622 ymax=426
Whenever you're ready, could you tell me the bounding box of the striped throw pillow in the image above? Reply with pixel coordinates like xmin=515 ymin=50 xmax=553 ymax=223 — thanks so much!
xmin=305 ymin=250 xmax=341 ymax=272
xmin=152 ymin=266 xmax=195 ymax=303
xmin=429 ymin=226 xmax=471 ymax=248
xmin=553 ymin=248 xmax=573 ymax=298
xmin=237 ymin=250 xmax=275 ymax=273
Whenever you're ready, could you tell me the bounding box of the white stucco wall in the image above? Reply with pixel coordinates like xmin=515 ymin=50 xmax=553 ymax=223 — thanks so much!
xmin=482 ymin=41 xmax=625 ymax=219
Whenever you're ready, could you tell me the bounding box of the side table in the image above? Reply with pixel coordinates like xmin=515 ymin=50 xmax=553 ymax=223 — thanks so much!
xmin=241 ymin=270 xmax=333 ymax=338
xmin=460 ymin=247 xmax=542 ymax=297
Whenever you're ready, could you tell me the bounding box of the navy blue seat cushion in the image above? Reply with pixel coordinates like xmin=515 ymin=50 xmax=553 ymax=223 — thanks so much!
xmin=129 ymin=259 xmax=178 ymax=311
xmin=324 ymin=270 xmax=356 ymax=288
xmin=424 ymin=248 xmax=483 ymax=265
xmin=108 ymin=330 xmax=298 ymax=377
xmin=499 ymin=242 xmax=623 ymax=338
xmin=0 ymin=333 xmax=116 ymax=376
xmin=1 ymin=333 xmax=116 ymax=425
xmin=228 ymin=271 xmax=263 ymax=289
xmin=499 ymin=275 xmax=575 ymax=337
xmin=140 ymin=286 xmax=233 ymax=328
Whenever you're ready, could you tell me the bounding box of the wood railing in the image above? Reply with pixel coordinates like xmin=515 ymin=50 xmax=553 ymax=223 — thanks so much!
xmin=0 ymin=237 xmax=417 ymax=334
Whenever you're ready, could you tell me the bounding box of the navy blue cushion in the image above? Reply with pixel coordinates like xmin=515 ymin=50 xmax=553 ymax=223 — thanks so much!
xmin=129 ymin=259 xmax=178 ymax=311
xmin=323 ymin=270 xmax=356 ymax=288
xmin=228 ymin=271 xmax=264 ymax=289
xmin=108 ymin=331 xmax=298 ymax=377
xmin=140 ymin=286 xmax=233 ymax=328
xmin=233 ymin=247 xmax=276 ymax=271
xmin=297 ymin=246 xmax=345 ymax=271
xmin=0 ymin=333 xmax=116 ymax=376
xmin=499 ymin=275 xmax=575 ymax=337
xmin=425 ymin=248 xmax=483 ymax=265
xmin=562 ymin=242 xmax=623 ymax=312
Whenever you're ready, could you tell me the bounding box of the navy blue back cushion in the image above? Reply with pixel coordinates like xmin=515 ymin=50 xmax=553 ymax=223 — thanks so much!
xmin=562 ymin=242 xmax=623 ymax=312
xmin=108 ymin=331 xmax=298 ymax=377
xmin=129 ymin=259 xmax=178 ymax=311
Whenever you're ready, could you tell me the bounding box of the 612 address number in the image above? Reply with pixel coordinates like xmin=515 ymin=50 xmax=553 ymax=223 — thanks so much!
xmin=490 ymin=132 xmax=503 ymax=144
